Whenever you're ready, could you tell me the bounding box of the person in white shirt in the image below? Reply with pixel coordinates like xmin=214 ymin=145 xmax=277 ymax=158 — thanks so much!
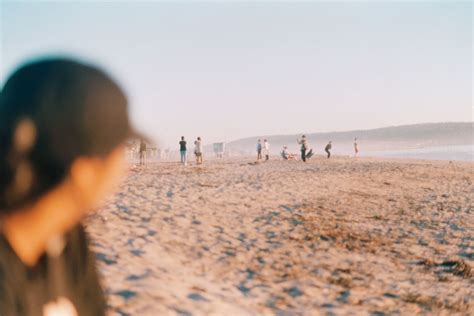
xmin=354 ymin=137 xmax=359 ymax=157
xmin=263 ymin=139 xmax=270 ymax=161
xmin=194 ymin=137 xmax=203 ymax=165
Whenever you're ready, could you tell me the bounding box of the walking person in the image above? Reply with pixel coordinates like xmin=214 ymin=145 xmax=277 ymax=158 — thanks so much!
xmin=139 ymin=139 xmax=147 ymax=165
xmin=325 ymin=141 xmax=332 ymax=159
xmin=179 ymin=136 xmax=187 ymax=166
xmin=297 ymin=135 xmax=308 ymax=162
xmin=263 ymin=139 xmax=270 ymax=161
xmin=354 ymin=137 xmax=359 ymax=158
xmin=0 ymin=57 xmax=145 ymax=315
xmin=256 ymin=139 xmax=262 ymax=160
xmin=194 ymin=137 xmax=203 ymax=165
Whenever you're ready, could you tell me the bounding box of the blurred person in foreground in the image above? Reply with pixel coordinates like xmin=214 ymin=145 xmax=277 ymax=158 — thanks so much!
xmin=0 ymin=58 xmax=143 ymax=316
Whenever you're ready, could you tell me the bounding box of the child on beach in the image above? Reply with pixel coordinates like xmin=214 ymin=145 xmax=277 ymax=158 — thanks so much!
xmin=194 ymin=137 xmax=203 ymax=165
xmin=0 ymin=58 xmax=142 ymax=315
xmin=179 ymin=136 xmax=187 ymax=166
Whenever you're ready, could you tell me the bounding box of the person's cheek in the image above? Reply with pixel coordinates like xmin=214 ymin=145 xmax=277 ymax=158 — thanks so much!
xmin=101 ymin=153 xmax=126 ymax=199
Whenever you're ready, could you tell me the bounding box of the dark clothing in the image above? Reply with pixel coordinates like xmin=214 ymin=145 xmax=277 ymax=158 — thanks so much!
xmin=0 ymin=224 xmax=106 ymax=316
xmin=301 ymin=149 xmax=306 ymax=162
xmin=325 ymin=144 xmax=331 ymax=158
xmin=179 ymin=140 xmax=186 ymax=151
xmin=139 ymin=141 xmax=147 ymax=153
xmin=299 ymin=139 xmax=307 ymax=151
xmin=325 ymin=148 xmax=331 ymax=158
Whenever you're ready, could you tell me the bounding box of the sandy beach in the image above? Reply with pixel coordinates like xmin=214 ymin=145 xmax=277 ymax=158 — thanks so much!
xmin=85 ymin=156 xmax=473 ymax=315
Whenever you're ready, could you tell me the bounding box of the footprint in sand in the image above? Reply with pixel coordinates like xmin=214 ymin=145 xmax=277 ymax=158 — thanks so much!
xmin=187 ymin=293 xmax=209 ymax=302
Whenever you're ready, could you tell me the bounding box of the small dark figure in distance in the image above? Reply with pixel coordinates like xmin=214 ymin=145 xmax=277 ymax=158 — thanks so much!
xmin=325 ymin=141 xmax=332 ymax=159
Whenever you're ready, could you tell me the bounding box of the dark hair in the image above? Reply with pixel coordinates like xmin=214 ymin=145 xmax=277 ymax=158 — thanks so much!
xmin=0 ymin=58 xmax=134 ymax=213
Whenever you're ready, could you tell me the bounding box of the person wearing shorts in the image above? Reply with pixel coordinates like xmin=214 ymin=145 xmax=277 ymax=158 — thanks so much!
xmin=194 ymin=137 xmax=203 ymax=165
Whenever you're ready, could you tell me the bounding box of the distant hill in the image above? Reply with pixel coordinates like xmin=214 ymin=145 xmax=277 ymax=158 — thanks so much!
xmin=224 ymin=122 xmax=473 ymax=155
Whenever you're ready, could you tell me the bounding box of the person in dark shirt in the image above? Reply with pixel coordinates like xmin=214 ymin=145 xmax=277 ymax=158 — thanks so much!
xmin=179 ymin=136 xmax=187 ymax=166
xmin=256 ymin=139 xmax=262 ymax=160
xmin=325 ymin=141 xmax=332 ymax=159
xmin=297 ymin=135 xmax=308 ymax=162
xmin=0 ymin=58 xmax=144 ymax=316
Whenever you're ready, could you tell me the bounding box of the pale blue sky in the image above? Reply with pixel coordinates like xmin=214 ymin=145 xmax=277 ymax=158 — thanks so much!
xmin=1 ymin=1 xmax=472 ymax=147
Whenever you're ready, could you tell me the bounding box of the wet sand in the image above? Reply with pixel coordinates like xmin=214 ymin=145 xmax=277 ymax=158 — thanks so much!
xmin=85 ymin=156 xmax=473 ymax=315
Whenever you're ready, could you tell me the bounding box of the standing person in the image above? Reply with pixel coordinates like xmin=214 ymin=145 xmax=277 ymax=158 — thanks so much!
xmin=0 ymin=57 xmax=144 ymax=315
xmin=139 ymin=139 xmax=147 ymax=165
xmin=263 ymin=139 xmax=270 ymax=161
xmin=297 ymin=135 xmax=308 ymax=162
xmin=325 ymin=141 xmax=332 ymax=159
xmin=194 ymin=137 xmax=203 ymax=165
xmin=179 ymin=136 xmax=187 ymax=166
xmin=354 ymin=137 xmax=359 ymax=157
xmin=256 ymin=139 xmax=262 ymax=160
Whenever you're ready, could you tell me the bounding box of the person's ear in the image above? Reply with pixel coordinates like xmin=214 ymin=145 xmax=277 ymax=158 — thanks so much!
xmin=69 ymin=157 xmax=101 ymax=208
xmin=69 ymin=146 xmax=125 ymax=210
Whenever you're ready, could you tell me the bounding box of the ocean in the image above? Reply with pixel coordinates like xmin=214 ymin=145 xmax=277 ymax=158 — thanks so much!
xmin=365 ymin=145 xmax=473 ymax=162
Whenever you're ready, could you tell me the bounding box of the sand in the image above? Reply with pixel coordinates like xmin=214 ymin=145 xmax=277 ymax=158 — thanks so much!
xmin=85 ymin=156 xmax=473 ymax=315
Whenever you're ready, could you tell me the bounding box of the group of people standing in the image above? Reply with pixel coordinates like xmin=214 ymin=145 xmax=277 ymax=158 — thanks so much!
xmin=256 ymin=139 xmax=270 ymax=161
xmin=179 ymin=136 xmax=203 ymax=166
xmin=140 ymin=135 xmax=359 ymax=166
xmin=265 ymin=136 xmax=360 ymax=162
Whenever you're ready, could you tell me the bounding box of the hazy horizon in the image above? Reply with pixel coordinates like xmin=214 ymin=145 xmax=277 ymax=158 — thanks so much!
xmin=1 ymin=1 xmax=472 ymax=148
